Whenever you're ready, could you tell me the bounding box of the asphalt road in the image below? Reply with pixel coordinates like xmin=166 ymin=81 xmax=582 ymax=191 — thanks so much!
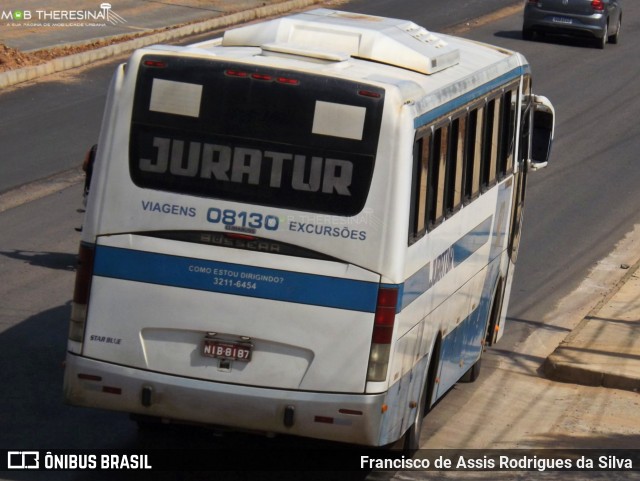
xmin=409 ymin=2 xmax=640 ymax=472
xmin=0 ymin=0 xmax=524 ymax=194
xmin=0 ymin=0 xmax=639 ymax=480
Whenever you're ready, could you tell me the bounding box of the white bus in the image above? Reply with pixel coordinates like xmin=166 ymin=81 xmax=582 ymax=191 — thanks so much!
xmin=64 ymin=9 xmax=554 ymax=449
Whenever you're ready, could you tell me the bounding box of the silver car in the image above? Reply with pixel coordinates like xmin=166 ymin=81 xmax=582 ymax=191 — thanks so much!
xmin=523 ymin=0 xmax=622 ymax=49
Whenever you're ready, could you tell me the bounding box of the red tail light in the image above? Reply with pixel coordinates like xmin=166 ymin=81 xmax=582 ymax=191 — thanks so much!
xmin=69 ymin=242 xmax=95 ymax=343
xmin=372 ymin=287 xmax=398 ymax=344
xmin=367 ymin=287 xmax=399 ymax=382
xmin=592 ymin=0 xmax=604 ymax=11
xmin=73 ymin=243 xmax=94 ymax=304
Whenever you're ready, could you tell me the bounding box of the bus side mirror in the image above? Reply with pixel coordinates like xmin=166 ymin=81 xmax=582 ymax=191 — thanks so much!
xmin=529 ymin=95 xmax=555 ymax=171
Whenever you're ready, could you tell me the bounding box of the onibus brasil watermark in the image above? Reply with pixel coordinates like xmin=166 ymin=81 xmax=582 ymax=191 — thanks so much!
xmin=7 ymin=451 xmax=151 ymax=470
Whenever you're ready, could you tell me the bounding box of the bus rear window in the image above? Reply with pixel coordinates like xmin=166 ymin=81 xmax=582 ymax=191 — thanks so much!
xmin=129 ymin=55 xmax=384 ymax=216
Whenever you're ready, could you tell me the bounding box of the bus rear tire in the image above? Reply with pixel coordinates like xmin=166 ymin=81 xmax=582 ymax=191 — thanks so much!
xmin=403 ymin=341 xmax=440 ymax=452
xmin=459 ymin=357 xmax=482 ymax=383
xmin=403 ymin=380 xmax=427 ymax=452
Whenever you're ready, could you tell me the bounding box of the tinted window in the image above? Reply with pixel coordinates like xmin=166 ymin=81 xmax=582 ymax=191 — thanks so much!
xmin=130 ymin=55 xmax=384 ymax=216
xmin=408 ymin=81 xmax=521 ymax=244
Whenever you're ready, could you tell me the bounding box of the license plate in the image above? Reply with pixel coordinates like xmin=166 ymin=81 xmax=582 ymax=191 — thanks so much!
xmin=203 ymin=340 xmax=252 ymax=362
xmin=552 ymin=16 xmax=573 ymax=25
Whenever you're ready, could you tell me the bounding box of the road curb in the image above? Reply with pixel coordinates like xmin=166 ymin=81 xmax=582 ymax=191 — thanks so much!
xmin=543 ymin=259 xmax=640 ymax=392
xmin=0 ymin=167 xmax=85 ymax=214
xmin=0 ymin=0 xmax=322 ymax=89
xmin=446 ymin=3 xmax=523 ymax=34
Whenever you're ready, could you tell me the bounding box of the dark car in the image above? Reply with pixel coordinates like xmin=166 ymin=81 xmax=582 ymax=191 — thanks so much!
xmin=523 ymin=0 xmax=622 ymax=49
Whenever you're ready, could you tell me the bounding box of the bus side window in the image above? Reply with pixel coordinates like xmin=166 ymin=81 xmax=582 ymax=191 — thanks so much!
xmin=409 ymin=132 xmax=431 ymax=243
xmin=482 ymin=98 xmax=499 ymax=189
xmin=499 ymin=89 xmax=517 ymax=177
xmin=428 ymin=125 xmax=447 ymax=228
xmin=446 ymin=116 xmax=465 ymax=215
xmin=464 ymin=107 xmax=482 ymax=202
xmin=412 ymin=83 xmax=521 ymax=238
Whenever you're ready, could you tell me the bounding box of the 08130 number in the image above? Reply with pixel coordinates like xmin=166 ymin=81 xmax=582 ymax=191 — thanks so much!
xmin=206 ymin=208 xmax=279 ymax=231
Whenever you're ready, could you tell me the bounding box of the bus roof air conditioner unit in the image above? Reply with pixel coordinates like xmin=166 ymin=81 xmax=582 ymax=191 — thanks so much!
xmin=222 ymin=8 xmax=460 ymax=75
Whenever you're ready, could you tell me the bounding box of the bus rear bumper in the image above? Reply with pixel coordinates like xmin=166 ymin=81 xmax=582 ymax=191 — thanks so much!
xmin=63 ymin=353 xmax=387 ymax=446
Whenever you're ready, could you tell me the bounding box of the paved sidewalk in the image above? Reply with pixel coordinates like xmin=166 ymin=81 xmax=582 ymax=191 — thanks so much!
xmin=544 ymin=260 xmax=640 ymax=393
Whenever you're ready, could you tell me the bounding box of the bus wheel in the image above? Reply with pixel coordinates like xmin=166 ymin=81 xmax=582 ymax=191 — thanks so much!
xmin=403 ymin=377 xmax=428 ymax=452
xmin=485 ymin=279 xmax=505 ymax=347
xmin=403 ymin=342 xmax=439 ymax=452
xmin=459 ymin=356 xmax=482 ymax=383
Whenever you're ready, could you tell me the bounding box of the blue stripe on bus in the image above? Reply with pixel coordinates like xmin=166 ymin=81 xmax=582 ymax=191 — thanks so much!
xmin=413 ymin=66 xmax=528 ymax=129
xmin=93 ymin=215 xmax=492 ymax=314
xmin=401 ymin=216 xmax=492 ymax=309
xmin=92 ymin=246 xmax=380 ymax=313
